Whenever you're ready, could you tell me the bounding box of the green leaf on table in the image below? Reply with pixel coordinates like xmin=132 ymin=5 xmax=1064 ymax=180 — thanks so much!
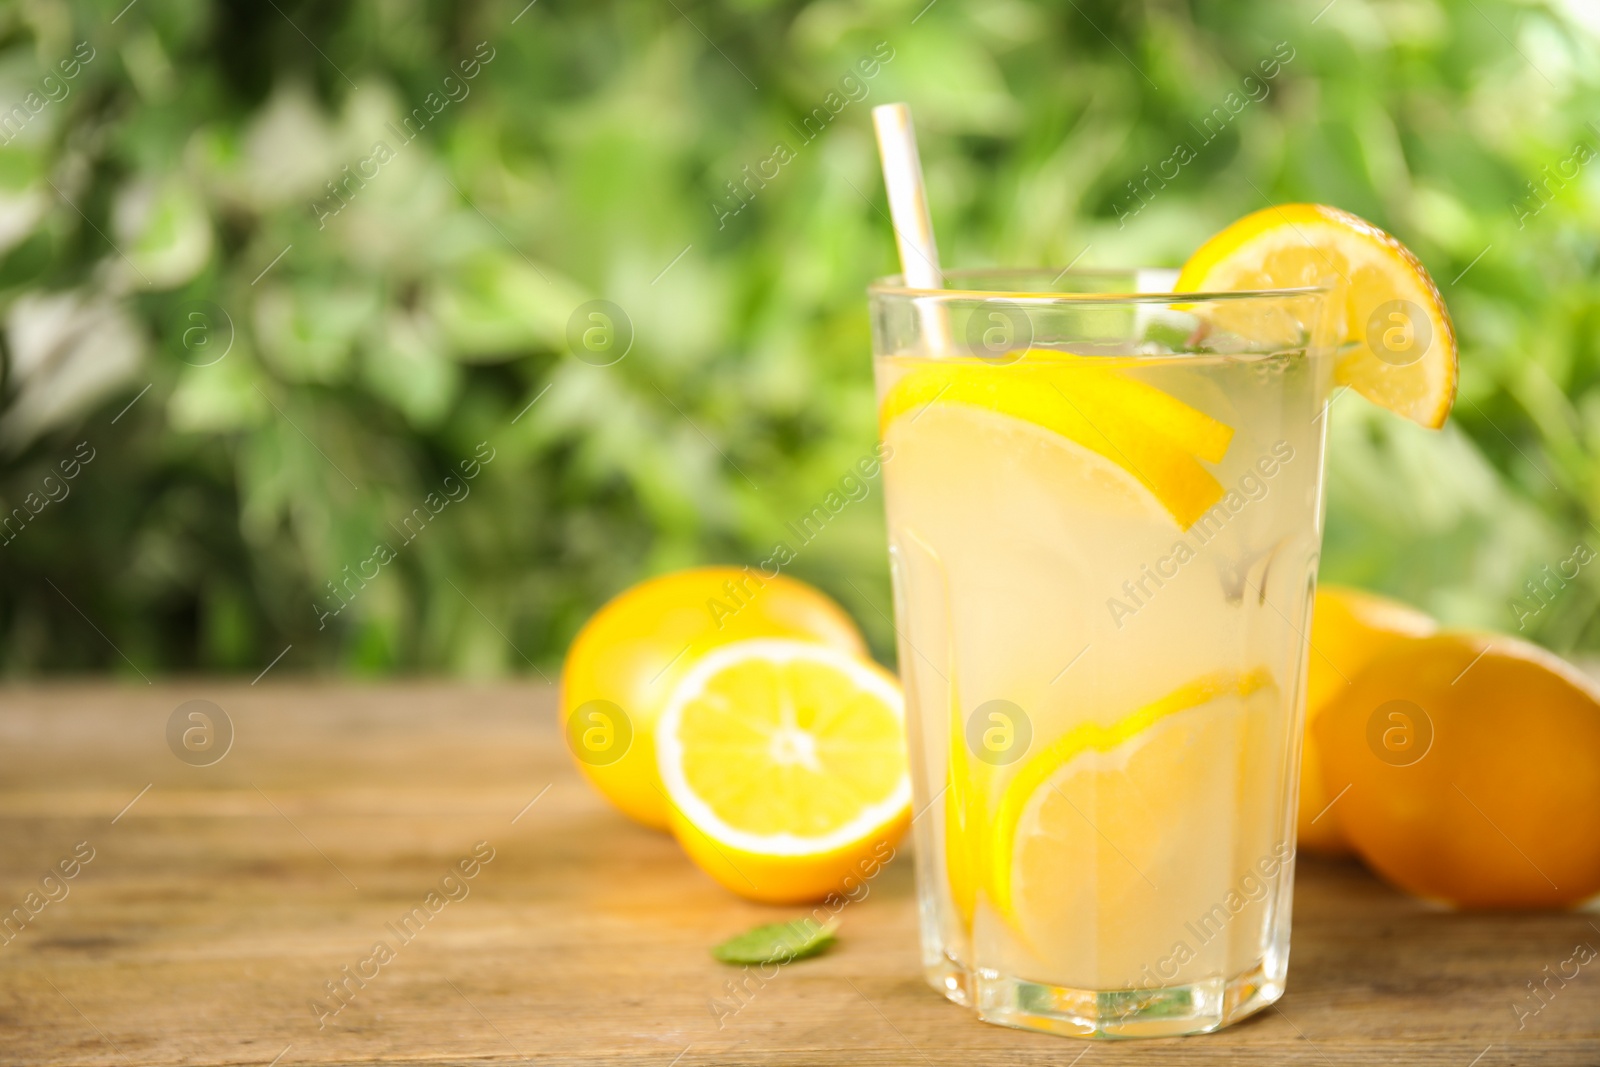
xmin=712 ymin=918 xmax=838 ymax=965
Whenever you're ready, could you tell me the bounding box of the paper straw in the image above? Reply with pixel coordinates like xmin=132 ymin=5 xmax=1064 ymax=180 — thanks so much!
xmin=872 ymin=103 xmax=955 ymax=354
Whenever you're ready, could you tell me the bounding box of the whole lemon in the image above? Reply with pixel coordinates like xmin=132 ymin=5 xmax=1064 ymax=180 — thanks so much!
xmin=1298 ymin=585 xmax=1435 ymax=854
xmin=1315 ymin=632 xmax=1600 ymax=908
xmin=560 ymin=567 xmax=867 ymax=829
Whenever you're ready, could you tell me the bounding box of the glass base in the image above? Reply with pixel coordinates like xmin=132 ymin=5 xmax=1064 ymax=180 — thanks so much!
xmin=966 ymin=959 xmax=1282 ymax=1039
xmin=924 ymin=950 xmax=973 ymax=1008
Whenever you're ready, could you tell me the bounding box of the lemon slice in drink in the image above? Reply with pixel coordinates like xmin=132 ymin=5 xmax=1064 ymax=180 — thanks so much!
xmin=879 ymin=358 xmax=1233 ymax=530
xmin=1176 ymin=203 xmax=1458 ymax=428
xmin=984 ymin=669 xmax=1275 ymax=964
xmin=656 ymin=638 xmax=910 ymax=904
xmin=944 ymin=709 xmax=983 ymax=925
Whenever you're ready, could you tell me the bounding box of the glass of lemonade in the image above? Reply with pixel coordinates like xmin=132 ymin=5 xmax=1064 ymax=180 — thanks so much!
xmin=870 ymin=269 xmax=1337 ymax=1039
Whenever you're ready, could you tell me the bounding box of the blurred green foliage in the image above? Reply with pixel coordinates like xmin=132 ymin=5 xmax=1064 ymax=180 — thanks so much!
xmin=1 ymin=0 xmax=1599 ymax=677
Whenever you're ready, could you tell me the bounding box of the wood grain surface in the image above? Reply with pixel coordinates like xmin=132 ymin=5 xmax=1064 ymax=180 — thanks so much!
xmin=0 ymin=681 xmax=1596 ymax=1066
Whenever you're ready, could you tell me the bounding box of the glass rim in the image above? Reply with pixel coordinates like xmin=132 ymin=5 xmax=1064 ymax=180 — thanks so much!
xmin=868 ymin=267 xmax=1331 ymax=304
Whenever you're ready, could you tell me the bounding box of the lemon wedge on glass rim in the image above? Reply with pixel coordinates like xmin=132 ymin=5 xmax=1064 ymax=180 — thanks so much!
xmin=1175 ymin=202 xmax=1458 ymax=428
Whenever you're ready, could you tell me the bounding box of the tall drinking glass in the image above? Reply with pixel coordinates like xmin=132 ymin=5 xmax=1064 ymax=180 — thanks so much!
xmin=870 ymin=269 xmax=1336 ymax=1038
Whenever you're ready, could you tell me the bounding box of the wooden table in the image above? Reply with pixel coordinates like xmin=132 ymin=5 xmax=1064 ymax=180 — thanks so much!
xmin=1 ymin=682 xmax=1596 ymax=1065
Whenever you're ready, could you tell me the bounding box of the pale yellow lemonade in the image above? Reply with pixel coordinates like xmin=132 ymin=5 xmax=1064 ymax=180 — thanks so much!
xmin=876 ymin=311 xmax=1332 ymax=1034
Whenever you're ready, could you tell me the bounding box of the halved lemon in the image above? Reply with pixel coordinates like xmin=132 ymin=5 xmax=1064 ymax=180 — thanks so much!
xmin=983 ymin=669 xmax=1276 ymax=942
xmin=656 ymin=638 xmax=910 ymax=903
xmin=879 ymin=358 xmax=1233 ymax=530
xmin=1175 ymin=203 xmax=1458 ymax=428
xmin=562 ymin=567 xmax=867 ymax=829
